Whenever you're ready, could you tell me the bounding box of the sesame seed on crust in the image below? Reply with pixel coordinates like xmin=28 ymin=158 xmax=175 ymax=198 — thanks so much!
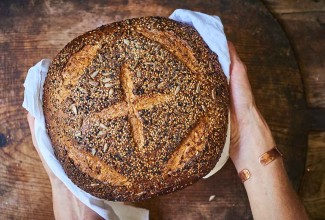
xmin=43 ymin=16 xmax=229 ymax=202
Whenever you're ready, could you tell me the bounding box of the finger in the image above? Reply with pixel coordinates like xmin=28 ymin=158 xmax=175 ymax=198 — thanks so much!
xmin=26 ymin=112 xmax=34 ymax=126
xmin=27 ymin=113 xmax=54 ymax=175
xmin=228 ymin=41 xmax=241 ymax=63
xmin=228 ymin=42 xmax=252 ymax=96
xmin=228 ymin=41 xmax=247 ymax=77
xmin=27 ymin=113 xmax=43 ymax=157
xmin=27 ymin=113 xmax=38 ymax=150
xmin=27 ymin=114 xmax=45 ymax=162
xmin=227 ymin=42 xmax=255 ymax=120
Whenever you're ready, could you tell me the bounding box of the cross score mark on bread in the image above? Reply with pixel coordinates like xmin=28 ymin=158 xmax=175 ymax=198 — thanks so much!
xmin=83 ymin=65 xmax=172 ymax=151
xmin=67 ymin=48 xmax=205 ymax=185
xmin=43 ymin=17 xmax=229 ymax=201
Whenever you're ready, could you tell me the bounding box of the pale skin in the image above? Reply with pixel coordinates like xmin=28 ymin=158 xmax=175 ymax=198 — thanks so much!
xmin=228 ymin=42 xmax=308 ymax=220
xmin=27 ymin=114 xmax=103 ymax=220
xmin=27 ymin=42 xmax=308 ymax=219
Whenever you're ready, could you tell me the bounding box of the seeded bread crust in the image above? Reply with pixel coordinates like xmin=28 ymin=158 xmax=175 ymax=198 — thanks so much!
xmin=43 ymin=16 xmax=229 ymax=202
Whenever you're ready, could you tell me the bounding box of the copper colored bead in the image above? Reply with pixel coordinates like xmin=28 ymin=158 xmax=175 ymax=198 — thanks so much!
xmin=259 ymin=147 xmax=282 ymax=166
xmin=238 ymin=168 xmax=251 ymax=183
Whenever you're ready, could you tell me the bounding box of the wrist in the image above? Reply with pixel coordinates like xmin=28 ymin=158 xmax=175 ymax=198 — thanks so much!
xmin=230 ymin=106 xmax=276 ymax=172
xmin=239 ymin=150 xmax=285 ymax=184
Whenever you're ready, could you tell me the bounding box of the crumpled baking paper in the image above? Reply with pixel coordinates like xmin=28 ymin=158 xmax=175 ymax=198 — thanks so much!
xmin=22 ymin=9 xmax=230 ymax=220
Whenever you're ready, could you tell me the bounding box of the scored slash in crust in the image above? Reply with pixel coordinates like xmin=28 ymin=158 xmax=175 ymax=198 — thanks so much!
xmin=43 ymin=16 xmax=229 ymax=202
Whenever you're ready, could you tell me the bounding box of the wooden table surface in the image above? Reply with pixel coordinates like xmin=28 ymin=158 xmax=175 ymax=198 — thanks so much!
xmin=0 ymin=0 xmax=323 ymax=219
xmin=263 ymin=1 xmax=325 ymax=219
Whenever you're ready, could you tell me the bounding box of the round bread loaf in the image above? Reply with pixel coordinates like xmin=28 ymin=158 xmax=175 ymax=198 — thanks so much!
xmin=43 ymin=16 xmax=229 ymax=201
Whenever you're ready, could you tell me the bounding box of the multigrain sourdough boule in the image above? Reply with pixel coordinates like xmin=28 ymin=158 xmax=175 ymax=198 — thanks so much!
xmin=43 ymin=16 xmax=229 ymax=201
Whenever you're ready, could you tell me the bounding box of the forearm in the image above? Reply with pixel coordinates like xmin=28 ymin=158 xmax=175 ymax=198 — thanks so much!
xmin=231 ymin=107 xmax=308 ymax=220
xmin=242 ymin=157 xmax=307 ymax=219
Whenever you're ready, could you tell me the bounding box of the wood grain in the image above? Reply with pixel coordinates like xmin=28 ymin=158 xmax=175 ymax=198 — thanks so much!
xmin=300 ymin=132 xmax=325 ymax=220
xmin=263 ymin=0 xmax=325 ymax=107
xmin=309 ymin=108 xmax=325 ymax=131
xmin=0 ymin=133 xmax=54 ymax=219
xmin=262 ymin=0 xmax=324 ymax=13
xmin=262 ymin=2 xmax=325 ymax=219
xmin=0 ymin=0 xmax=309 ymax=219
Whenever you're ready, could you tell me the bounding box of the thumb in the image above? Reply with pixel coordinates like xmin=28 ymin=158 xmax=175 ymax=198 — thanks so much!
xmin=228 ymin=42 xmax=255 ymax=116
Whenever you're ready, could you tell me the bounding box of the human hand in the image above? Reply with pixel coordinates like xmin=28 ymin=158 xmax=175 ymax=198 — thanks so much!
xmin=27 ymin=113 xmax=58 ymax=180
xmin=228 ymin=42 xmax=276 ymax=171
xmin=227 ymin=42 xmax=309 ymax=220
xmin=27 ymin=113 xmax=103 ymax=220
